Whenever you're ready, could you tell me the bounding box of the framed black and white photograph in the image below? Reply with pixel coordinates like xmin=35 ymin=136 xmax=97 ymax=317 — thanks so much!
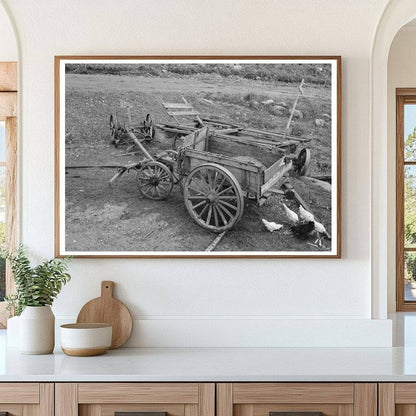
xmin=55 ymin=56 xmax=341 ymax=258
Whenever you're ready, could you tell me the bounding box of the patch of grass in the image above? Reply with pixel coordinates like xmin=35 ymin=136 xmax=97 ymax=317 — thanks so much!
xmin=203 ymin=90 xmax=330 ymax=126
xmin=66 ymin=63 xmax=332 ymax=86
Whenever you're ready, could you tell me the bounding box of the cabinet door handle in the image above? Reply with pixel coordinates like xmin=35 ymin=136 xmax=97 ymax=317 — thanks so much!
xmin=115 ymin=412 xmax=168 ymax=416
xmin=270 ymin=413 xmax=324 ymax=416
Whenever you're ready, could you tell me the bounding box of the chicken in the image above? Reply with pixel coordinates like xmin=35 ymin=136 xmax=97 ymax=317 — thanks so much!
xmin=262 ymin=219 xmax=283 ymax=232
xmin=282 ymin=203 xmax=299 ymax=224
xmin=314 ymin=220 xmax=327 ymax=235
xmin=291 ymin=221 xmax=315 ymax=239
xmin=313 ymin=220 xmax=329 ymax=246
xmin=299 ymin=205 xmax=314 ymax=222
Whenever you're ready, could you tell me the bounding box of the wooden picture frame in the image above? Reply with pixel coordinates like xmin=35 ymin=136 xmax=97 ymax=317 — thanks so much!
xmin=0 ymin=61 xmax=18 ymax=327
xmin=396 ymin=89 xmax=416 ymax=311
xmin=55 ymin=56 xmax=341 ymax=258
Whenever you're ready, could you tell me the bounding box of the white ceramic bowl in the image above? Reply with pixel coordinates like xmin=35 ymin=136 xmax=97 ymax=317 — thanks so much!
xmin=60 ymin=323 xmax=112 ymax=356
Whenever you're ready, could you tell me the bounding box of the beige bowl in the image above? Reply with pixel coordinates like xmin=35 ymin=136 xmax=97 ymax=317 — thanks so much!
xmin=60 ymin=323 xmax=112 ymax=357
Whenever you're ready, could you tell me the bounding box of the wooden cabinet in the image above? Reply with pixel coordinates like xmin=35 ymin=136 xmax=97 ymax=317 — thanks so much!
xmin=0 ymin=381 xmax=385 ymax=416
xmin=217 ymin=383 xmax=377 ymax=416
xmin=379 ymin=383 xmax=416 ymax=416
xmin=0 ymin=383 xmax=53 ymax=416
xmin=55 ymin=383 xmax=215 ymax=416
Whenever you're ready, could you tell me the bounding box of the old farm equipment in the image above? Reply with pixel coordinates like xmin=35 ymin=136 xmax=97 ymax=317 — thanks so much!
xmin=173 ymin=126 xmax=309 ymax=232
xmin=104 ymin=124 xmax=311 ymax=233
xmin=109 ymin=100 xmax=156 ymax=147
xmin=99 ymin=91 xmax=313 ymax=233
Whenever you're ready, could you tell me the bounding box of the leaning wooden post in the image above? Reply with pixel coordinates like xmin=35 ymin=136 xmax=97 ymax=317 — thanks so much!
xmin=284 ymin=78 xmax=305 ymax=139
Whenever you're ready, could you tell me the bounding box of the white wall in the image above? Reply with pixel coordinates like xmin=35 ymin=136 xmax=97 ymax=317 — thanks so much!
xmin=387 ymin=25 xmax=416 ymax=312
xmin=0 ymin=3 xmax=17 ymax=61
xmin=0 ymin=0 xmax=393 ymax=346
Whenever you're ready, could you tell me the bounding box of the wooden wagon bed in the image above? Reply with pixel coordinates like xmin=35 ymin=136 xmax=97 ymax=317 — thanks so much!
xmin=179 ymin=127 xmax=293 ymax=206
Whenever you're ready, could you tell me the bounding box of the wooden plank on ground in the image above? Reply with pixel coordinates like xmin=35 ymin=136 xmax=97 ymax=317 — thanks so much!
xmin=168 ymin=110 xmax=200 ymax=117
xmin=206 ymin=232 xmax=226 ymax=252
xmin=302 ymin=176 xmax=331 ymax=192
xmin=163 ymin=103 xmax=194 ymax=109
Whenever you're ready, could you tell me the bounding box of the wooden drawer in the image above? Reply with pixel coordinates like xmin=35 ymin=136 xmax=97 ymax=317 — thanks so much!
xmin=0 ymin=383 xmax=53 ymax=416
xmin=56 ymin=383 xmax=215 ymax=416
xmin=217 ymin=383 xmax=377 ymax=416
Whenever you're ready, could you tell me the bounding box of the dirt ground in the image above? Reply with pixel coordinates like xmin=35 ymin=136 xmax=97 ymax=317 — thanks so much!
xmin=64 ymin=72 xmax=333 ymax=253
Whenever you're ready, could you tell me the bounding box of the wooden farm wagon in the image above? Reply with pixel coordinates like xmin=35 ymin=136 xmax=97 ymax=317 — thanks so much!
xmin=133 ymin=125 xmax=311 ymax=233
xmin=105 ymin=94 xmax=313 ymax=233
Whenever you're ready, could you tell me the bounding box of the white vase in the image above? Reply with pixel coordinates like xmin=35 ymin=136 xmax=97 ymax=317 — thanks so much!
xmin=19 ymin=306 xmax=55 ymax=354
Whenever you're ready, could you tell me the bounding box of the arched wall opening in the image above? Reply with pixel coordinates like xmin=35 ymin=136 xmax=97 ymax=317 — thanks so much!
xmin=387 ymin=19 xmax=416 ymax=313
xmin=371 ymin=0 xmax=416 ymax=320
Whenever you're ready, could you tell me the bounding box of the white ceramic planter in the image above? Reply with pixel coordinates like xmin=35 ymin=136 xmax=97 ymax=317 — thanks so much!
xmin=19 ymin=306 xmax=55 ymax=354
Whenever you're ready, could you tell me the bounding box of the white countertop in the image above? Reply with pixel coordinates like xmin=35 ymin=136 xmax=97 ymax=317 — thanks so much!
xmin=1 ymin=328 xmax=416 ymax=382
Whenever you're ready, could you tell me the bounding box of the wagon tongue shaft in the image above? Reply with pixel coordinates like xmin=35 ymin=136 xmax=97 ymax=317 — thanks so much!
xmin=126 ymin=130 xmax=154 ymax=161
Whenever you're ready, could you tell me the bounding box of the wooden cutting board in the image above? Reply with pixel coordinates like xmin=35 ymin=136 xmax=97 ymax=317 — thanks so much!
xmin=76 ymin=281 xmax=133 ymax=349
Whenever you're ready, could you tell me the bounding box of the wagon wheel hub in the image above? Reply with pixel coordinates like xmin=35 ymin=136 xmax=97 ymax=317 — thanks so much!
xmin=207 ymin=193 xmax=217 ymax=204
xmin=149 ymin=176 xmax=159 ymax=186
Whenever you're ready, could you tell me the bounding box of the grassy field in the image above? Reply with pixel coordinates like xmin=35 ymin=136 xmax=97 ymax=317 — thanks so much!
xmin=64 ymin=70 xmax=334 ymax=253
xmin=66 ymin=63 xmax=332 ymax=86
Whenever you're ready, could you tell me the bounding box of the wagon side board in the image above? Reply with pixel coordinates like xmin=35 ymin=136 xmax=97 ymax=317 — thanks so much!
xmin=262 ymin=158 xmax=293 ymax=194
xmin=182 ymin=126 xmax=210 ymax=151
xmin=182 ymin=148 xmax=265 ymax=195
xmin=202 ymin=117 xmax=311 ymax=143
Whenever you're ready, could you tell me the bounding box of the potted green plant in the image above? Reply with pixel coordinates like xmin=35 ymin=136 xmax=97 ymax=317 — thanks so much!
xmin=1 ymin=246 xmax=71 ymax=354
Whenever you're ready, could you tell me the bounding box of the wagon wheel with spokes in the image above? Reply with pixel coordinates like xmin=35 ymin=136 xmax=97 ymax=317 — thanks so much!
xmin=137 ymin=161 xmax=174 ymax=200
xmin=184 ymin=163 xmax=244 ymax=233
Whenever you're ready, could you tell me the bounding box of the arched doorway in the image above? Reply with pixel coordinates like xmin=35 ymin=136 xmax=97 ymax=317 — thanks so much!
xmin=371 ymin=1 xmax=416 ymax=320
